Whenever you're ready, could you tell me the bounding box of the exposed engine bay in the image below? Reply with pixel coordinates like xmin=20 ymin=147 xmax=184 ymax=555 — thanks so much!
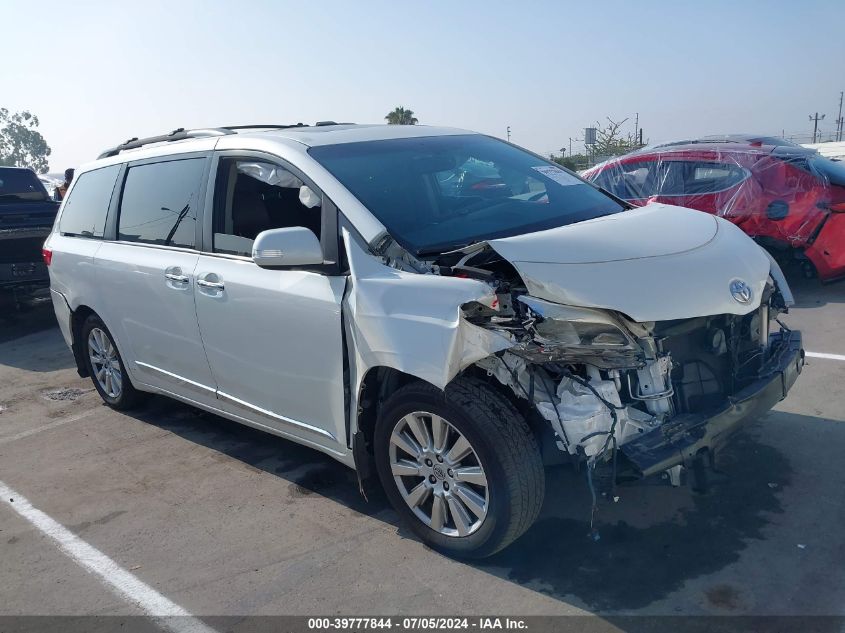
xmin=373 ymin=234 xmax=795 ymax=473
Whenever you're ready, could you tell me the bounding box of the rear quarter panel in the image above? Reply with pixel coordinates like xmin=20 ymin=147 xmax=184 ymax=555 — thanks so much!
xmin=45 ymin=232 xmax=104 ymax=314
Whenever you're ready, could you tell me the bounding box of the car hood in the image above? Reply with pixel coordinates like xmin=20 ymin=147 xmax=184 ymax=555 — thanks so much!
xmin=487 ymin=203 xmax=772 ymax=322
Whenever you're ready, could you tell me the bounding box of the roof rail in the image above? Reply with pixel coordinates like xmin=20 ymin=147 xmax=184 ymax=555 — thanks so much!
xmin=222 ymin=123 xmax=307 ymax=130
xmin=97 ymin=122 xmax=357 ymax=159
xmin=222 ymin=122 xmax=354 ymax=129
xmin=97 ymin=127 xmax=232 ymax=159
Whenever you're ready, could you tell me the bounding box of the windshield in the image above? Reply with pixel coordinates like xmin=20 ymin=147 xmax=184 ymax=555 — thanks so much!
xmin=0 ymin=168 xmax=51 ymax=202
xmin=309 ymin=134 xmax=625 ymax=254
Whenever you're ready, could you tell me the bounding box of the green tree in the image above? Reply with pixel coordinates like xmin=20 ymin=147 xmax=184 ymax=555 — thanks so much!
xmin=385 ymin=106 xmax=418 ymax=125
xmin=0 ymin=109 xmax=51 ymax=173
xmin=590 ymin=117 xmax=643 ymax=158
xmin=552 ymin=154 xmax=588 ymax=171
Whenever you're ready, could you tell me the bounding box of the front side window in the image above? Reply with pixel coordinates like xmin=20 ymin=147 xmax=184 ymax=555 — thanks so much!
xmin=211 ymin=158 xmax=322 ymax=257
xmin=59 ymin=165 xmax=120 ymax=238
xmin=118 ymin=158 xmax=205 ymax=248
xmin=591 ymin=160 xmax=658 ymax=199
xmin=309 ymin=134 xmax=625 ymax=255
xmin=0 ymin=168 xmax=51 ymax=202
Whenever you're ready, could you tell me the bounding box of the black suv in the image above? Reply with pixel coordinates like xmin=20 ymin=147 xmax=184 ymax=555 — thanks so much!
xmin=0 ymin=166 xmax=60 ymax=295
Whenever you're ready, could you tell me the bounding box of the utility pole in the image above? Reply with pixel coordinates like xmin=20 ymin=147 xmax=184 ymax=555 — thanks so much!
xmin=836 ymin=92 xmax=843 ymax=142
xmin=634 ymin=112 xmax=639 ymax=146
xmin=569 ymin=137 xmax=572 ymax=157
xmin=506 ymin=126 xmax=511 ymax=142
xmin=809 ymin=112 xmax=825 ymax=143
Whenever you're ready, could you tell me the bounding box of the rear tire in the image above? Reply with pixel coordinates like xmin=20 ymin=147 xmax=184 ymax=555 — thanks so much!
xmin=81 ymin=314 xmax=144 ymax=410
xmin=374 ymin=376 xmax=544 ymax=558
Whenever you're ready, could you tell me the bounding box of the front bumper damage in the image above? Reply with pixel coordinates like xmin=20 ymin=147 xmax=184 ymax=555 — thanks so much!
xmin=621 ymin=330 xmax=804 ymax=478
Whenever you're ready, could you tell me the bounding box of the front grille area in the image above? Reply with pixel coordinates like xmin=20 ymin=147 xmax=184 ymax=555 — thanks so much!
xmin=655 ymin=309 xmax=771 ymax=415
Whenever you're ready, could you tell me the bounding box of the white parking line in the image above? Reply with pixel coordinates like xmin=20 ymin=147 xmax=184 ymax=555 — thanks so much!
xmin=0 ymin=410 xmax=95 ymax=446
xmin=0 ymin=481 xmax=217 ymax=633
xmin=806 ymin=351 xmax=845 ymax=362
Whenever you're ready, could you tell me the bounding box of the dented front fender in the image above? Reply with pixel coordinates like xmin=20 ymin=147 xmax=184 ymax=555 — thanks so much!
xmin=342 ymin=229 xmax=512 ymax=434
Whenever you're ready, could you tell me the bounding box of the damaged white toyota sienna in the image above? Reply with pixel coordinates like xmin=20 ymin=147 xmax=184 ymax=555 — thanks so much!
xmin=45 ymin=123 xmax=804 ymax=557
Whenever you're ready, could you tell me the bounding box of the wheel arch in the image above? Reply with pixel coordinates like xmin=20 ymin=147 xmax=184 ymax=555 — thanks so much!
xmin=355 ymin=366 xmax=424 ymax=456
xmin=69 ymin=304 xmax=97 ymax=377
xmin=352 ymin=360 xmax=544 ymax=460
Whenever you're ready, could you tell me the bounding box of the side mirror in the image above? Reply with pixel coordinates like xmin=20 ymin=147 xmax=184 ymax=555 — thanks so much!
xmin=252 ymin=227 xmax=323 ymax=268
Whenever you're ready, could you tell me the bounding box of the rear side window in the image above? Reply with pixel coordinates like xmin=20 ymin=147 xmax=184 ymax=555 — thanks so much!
xmin=118 ymin=158 xmax=205 ymax=248
xmin=59 ymin=165 xmax=120 ymax=238
xmin=647 ymin=161 xmax=746 ymax=196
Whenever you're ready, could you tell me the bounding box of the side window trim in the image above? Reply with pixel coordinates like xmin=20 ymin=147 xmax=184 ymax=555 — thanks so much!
xmin=102 ymin=162 xmax=128 ymax=241
xmin=203 ymin=149 xmax=343 ymax=274
xmin=109 ymin=151 xmax=212 ymax=249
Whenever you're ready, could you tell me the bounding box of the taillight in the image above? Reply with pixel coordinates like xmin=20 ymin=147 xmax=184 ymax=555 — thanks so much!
xmin=42 ymin=248 xmax=53 ymax=266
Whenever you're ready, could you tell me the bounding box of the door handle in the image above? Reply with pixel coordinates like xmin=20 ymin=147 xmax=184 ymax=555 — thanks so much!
xmin=197 ymin=273 xmax=225 ymax=291
xmin=197 ymin=279 xmax=224 ymax=290
xmin=164 ymin=266 xmax=189 ymax=284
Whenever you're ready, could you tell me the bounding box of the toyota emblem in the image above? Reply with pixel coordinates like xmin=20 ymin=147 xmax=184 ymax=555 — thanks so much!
xmin=730 ymin=279 xmax=753 ymax=304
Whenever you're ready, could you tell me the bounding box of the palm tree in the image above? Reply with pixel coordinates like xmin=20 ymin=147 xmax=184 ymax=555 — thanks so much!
xmin=385 ymin=106 xmax=418 ymax=125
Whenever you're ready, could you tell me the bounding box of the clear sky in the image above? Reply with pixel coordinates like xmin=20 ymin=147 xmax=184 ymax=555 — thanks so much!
xmin=5 ymin=0 xmax=845 ymax=171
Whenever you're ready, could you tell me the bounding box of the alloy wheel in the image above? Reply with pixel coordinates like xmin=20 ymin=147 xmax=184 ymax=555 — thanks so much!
xmin=88 ymin=328 xmax=122 ymax=399
xmin=389 ymin=411 xmax=489 ymax=537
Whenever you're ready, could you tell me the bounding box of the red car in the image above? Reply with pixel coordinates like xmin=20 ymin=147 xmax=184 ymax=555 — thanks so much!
xmin=583 ymin=136 xmax=845 ymax=281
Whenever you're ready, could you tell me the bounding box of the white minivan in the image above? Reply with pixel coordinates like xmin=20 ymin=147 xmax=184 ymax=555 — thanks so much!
xmin=45 ymin=124 xmax=804 ymax=557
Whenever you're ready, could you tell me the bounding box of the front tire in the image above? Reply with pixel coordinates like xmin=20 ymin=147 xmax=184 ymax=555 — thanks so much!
xmin=374 ymin=376 xmax=544 ymax=558
xmin=81 ymin=314 xmax=144 ymax=410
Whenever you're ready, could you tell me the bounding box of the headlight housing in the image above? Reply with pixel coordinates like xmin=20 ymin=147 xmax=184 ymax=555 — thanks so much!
xmin=533 ymin=318 xmax=632 ymax=348
xmin=519 ymin=296 xmax=637 ymax=349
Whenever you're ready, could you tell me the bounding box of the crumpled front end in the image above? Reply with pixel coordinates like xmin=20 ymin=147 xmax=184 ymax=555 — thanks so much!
xmin=470 ymin=285 xmax=803 ymax=478
xmin=452 ymin=208 xmax=804 ymax=479
xmin=469 ymin=276 xmax=801 ymax=489
xmin=346 ymin=210 xmax=804 ymax=488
